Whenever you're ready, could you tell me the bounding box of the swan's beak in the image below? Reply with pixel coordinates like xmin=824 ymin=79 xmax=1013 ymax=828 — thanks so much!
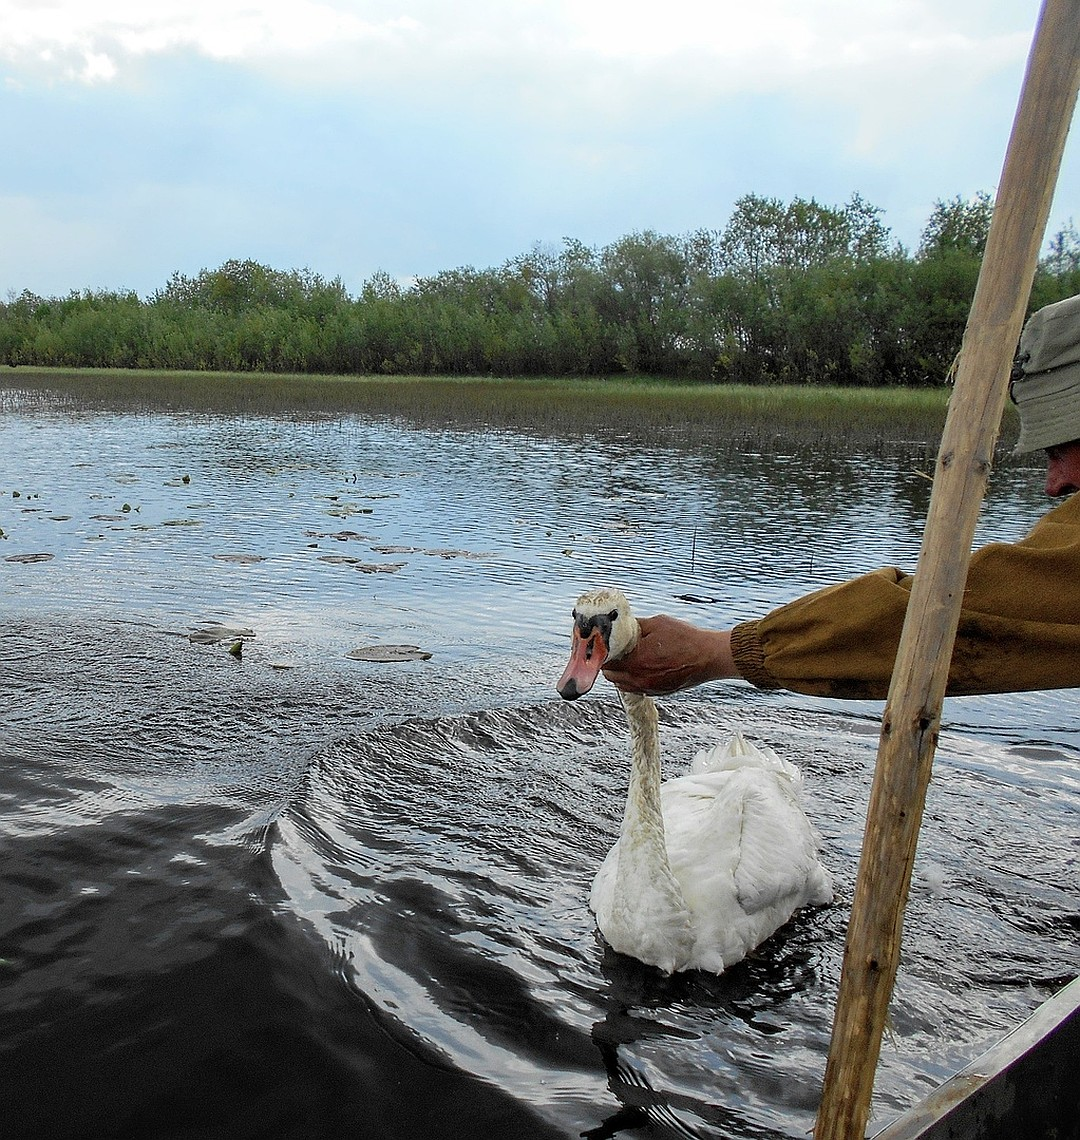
xmin=557 ymin=624 xmax=610 ymax=700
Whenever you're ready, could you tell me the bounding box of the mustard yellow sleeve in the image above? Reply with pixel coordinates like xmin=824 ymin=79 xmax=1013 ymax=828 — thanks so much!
xmin=730 ymin=494 xmax=1080 ymax=699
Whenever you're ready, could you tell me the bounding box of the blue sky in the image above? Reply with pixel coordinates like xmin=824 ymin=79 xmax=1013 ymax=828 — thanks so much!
xmin=1 ymin=0 xmax=1075 ymax=299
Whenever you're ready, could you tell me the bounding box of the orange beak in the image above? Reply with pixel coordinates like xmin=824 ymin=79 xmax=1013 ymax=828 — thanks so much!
xmin=557 ymin=622 xmax=611 ymax=700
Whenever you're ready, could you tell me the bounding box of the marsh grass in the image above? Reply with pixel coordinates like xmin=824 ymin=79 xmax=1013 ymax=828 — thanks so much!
xmin=1 ymin=366 xmax=1023 ymax=460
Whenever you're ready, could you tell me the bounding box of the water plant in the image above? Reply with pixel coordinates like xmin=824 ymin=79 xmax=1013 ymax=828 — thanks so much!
xmin=1 ymin=365 xmax=982 ymax=457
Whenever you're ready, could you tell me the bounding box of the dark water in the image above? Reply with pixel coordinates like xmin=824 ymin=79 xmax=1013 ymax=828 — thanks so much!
xmin=2 ymin=392 xmax=1078 ymax=1139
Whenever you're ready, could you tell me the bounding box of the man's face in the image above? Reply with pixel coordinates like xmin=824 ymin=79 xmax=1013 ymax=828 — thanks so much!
xmin=1044 ymin=440 xmax=1080 ymax=497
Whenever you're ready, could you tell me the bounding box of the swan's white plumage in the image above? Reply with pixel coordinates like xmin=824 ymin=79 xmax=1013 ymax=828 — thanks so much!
xmin=562 ymin=589 xmax=831 ymax=975
xmin=590 ymin=729 xmax=832 ymax=974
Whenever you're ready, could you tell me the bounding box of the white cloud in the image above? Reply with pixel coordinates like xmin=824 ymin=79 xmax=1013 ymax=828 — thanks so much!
xmin=0 ymin=0 xmax=1069 ymax=298
xmin=0 ymin=0 xmax=1029 ymax=180
xmin=0 ymin=0 xmax=1032 ymax=96
xmin=0 ymin=1 xmax=420 ymax=85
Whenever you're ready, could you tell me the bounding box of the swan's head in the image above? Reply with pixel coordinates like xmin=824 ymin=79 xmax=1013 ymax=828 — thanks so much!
xmin=556 ymin=588 xmax=640 ymax=700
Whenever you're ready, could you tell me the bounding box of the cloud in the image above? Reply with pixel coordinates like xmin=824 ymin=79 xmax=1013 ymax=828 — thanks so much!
xmin=0 ymin=1 xmax=417 ymax=70
xmin=0 ymin=1 xmax=1030 ymax=99
xmin=0 ymin=0 xmax=1071 ymax=299
xmin=0 ymin=0 xmax=1037 ymax=195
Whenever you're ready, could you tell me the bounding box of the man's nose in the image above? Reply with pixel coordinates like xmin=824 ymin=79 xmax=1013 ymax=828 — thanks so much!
xmin=1046 ymin=461 xmax=1077 ymax=497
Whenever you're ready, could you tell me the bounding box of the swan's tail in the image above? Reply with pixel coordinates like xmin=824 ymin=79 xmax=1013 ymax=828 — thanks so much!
xmin=690 ymin=729 xmax=801 ymax=783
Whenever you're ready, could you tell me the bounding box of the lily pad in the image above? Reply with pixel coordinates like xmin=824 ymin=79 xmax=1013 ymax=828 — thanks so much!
xmin=303 ymin=529 xmax=371 ymax=541
xmin=188 ymin=624 xmax=256 ymax=645
xmin=346 ymin=644 xmax=432 ymax=662
xmin=5 ymin=552 xmax=53 ymax=564
xmin=212 ymin=553 xmax=265 ymax=564
xmin=326 ymin=505 xmax=374 ymax=519
xmin=353 ymin=562 xmax=406 ymax=574
xmin=318 ymin=554 xmax=358 ymax=564
xmin=425 ymin=548 xmax=484 ymax=560
xmin=164 ymin=518 xmax=202 ymax=527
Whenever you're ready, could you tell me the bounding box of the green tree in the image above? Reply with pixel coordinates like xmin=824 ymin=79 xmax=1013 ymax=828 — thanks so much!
xmin=917 ymin=193 xmax=993 ymax=260
xmin=718 ymin=193 xmax=894 ymax=275
xmin=1033 ymin=220 xmax=1080 ymax=307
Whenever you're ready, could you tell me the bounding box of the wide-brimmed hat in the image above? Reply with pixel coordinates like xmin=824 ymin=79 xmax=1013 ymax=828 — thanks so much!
xmin=1011 ymin=293 xmax=1080 ymax=453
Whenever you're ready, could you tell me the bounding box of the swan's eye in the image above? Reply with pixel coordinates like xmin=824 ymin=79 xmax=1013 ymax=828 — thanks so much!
xmin=607 ymin=609 xmax=619 ymax=621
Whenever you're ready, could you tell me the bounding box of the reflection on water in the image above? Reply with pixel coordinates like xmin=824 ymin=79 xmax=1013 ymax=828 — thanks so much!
xmin=1 ymin=390 xmax=1077 ymax=1139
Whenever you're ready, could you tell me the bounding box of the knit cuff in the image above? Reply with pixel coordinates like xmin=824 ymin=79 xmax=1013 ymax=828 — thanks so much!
xmin=730 ymin=620 xmax=779 ymax=689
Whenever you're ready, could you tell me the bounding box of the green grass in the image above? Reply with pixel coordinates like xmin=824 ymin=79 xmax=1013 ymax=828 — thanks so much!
xmin=1 ymin=365 xmax=1021 ymax=457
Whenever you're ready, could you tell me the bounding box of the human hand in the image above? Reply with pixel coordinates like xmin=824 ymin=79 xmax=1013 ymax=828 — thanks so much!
xmin=601 ymin=615 xmax=735 ymax=695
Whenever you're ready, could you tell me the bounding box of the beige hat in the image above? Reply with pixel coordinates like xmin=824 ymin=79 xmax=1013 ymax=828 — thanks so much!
xmin=1011 ymin=293 xmax=1080 ymax=453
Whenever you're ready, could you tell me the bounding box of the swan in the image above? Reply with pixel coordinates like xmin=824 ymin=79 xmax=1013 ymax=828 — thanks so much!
xmin=556 ymin=587 xmax=832 ymax=975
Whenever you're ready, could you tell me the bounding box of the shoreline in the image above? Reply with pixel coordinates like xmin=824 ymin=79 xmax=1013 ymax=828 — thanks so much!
xmin=0 ymin=364 xmax=1023 ymax=458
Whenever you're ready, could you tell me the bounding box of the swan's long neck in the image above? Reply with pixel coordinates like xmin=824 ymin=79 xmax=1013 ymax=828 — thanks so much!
xmin=619 ymin=692 xmax=667 ymax=844
xmin=614 ymin=691 xmax=692 ymax=940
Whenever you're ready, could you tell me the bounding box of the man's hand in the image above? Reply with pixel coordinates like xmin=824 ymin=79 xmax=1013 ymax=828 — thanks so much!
xmin=601 ymin=615 xmax=736 ymax=694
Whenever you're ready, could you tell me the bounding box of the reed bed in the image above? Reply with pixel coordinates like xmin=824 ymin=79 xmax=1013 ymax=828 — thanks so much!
xmin=1 ymin=366 xmax=1023 ymax=459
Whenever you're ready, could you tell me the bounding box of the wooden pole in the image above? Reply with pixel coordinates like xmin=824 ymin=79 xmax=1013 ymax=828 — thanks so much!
xmin=814 ymin=3 xmax=1080 ymax=1138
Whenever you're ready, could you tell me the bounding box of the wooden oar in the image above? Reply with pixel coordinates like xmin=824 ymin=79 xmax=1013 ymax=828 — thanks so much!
xmin=814 ymin=2 xmax=1080 ymax=1137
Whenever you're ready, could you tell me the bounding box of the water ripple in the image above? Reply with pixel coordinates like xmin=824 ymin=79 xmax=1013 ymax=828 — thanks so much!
xmin=3 ymin=403 xmax=1077 ymax=1139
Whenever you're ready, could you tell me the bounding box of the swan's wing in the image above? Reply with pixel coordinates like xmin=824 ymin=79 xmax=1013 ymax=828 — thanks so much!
xmin=728 ymin=776 xmax=832 ymax=913
xmin=662 ymin=770 xmax=830 ymax=917
xmin=660 ymin=776 xmax=744 ymax=903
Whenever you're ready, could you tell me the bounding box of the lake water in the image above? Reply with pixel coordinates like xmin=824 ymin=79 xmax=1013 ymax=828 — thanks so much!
xmin=2 ymin=386 xmax=1078 ymax=1140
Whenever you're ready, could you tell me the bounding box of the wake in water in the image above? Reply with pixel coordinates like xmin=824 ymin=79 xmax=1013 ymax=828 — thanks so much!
xmin=3 ymin=605 xmax=1078 ymax=1139
xmin=267 ymin=690 xmax=1075 ymax=1139
xmin=272 ymin=700 xmax=844 ymax=1139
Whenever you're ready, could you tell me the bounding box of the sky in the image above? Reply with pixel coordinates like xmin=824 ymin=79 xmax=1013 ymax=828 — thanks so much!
xmin=0 ymin=0 xmax=1076 ymax=299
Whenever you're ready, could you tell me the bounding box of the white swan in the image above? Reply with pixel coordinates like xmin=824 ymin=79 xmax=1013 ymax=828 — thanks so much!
xmin=557 ymin=587 xmax=832 ymax=975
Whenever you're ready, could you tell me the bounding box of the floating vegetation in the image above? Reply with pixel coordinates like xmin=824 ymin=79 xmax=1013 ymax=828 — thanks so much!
xmin=326 ymin=504 xmax=374 ymax=519
xmin=369 ymin=544 xmax=482 ymax=560
xmin=425 ymin=548 xmax=485 ymax=560
xmin=188 ymin=623 xmax=256 ymax=645
xmin=163 ymin=518 xmax=202 ymax=527
xmin=345 ymin=644 xmax=432 ymax=662
xmin=353 ymin=562 xmax=406 ymax=574
xmin=91 ymin=513 xmax=128 ymax=521
xmin=304 ymin=529 xmax=371 ymax=542
xmin=317 ymin=554 xmax=358 ymax=564
xmin=5 ymin=552 xmax=53 ymax=563
xmin=212 ymin=553 xmax=265 ymax=564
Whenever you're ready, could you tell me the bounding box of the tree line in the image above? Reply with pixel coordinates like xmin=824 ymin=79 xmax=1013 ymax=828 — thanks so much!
xmin=2 ymin=192 xmax=1078 ymax=386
